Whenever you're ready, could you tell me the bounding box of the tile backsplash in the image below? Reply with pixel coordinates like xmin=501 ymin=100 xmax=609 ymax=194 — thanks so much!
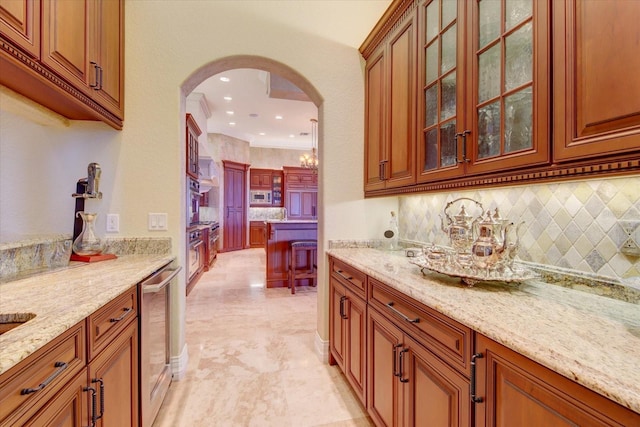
xmin=399 ymin=176 xmax=640 ymax=285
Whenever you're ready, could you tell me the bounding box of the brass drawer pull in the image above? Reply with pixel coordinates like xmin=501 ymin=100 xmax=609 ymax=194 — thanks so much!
xmin=386 ymin=302 xmax=420 ymax=323
xmin=21 ymin=361 xmax=68 ymax=395
xmin=110 ymin=307 xmax=133 ymax=323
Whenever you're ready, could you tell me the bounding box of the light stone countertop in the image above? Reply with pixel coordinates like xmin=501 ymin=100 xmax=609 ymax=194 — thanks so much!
xmin=0 ymin=254 xmax=175 ymax=375
xmin=327 ymin=248 xmax=640 ymax=414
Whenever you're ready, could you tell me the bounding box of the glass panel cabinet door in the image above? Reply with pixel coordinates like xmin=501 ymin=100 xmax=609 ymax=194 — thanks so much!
xmin=468 ymin=0 xmax=550 ymax=174
xmin=417 ymin=0 xmax=466 ymax=182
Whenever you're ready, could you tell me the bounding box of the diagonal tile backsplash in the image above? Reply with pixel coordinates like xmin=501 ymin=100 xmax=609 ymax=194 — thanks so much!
xmin=399 ymin=176 xmax=640 ymax=284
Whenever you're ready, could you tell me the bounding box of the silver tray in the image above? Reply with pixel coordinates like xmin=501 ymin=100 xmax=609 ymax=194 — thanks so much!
xmin=409 ymin=255 xmax=538 ymax=287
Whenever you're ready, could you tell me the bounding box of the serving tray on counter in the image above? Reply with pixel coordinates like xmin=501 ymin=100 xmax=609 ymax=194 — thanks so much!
xmin=409 ymin=255 xmax=538 ymax=287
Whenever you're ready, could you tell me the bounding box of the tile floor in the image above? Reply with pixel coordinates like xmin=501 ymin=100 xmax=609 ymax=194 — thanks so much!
xmin=153 ymin=248 xmax=373 ymax=427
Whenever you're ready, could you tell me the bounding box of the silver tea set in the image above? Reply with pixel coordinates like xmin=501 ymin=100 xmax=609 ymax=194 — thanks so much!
xmin=412 ymin=197 xmax=534 ymax=286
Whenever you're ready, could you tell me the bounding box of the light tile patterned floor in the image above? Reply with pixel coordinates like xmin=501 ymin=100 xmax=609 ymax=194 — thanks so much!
xmin=153 ymin=248 xmax=372 ymax=427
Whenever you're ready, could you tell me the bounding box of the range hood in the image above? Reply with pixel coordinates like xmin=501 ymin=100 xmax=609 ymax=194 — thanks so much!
xmin=198 ymin=156 xmax=219 ymax=193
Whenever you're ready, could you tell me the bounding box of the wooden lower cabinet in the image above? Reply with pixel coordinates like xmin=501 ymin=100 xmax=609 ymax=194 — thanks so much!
xmin=0 ymin=286 xmax=139 ymax=427
xmin=22 ymin=369 xmax=88 ymax=427
xmin=474 ymin=333 xmax=640 ymax=427
xmin=249 ymin=221 xmax=266 ymax=248
xmin=367 ymin=307 xmax=470 ymax=427
xmin=329 ymin=276 xmax=367 ymax=404
xmin=88 ymin=320 xmax=138 ymax=427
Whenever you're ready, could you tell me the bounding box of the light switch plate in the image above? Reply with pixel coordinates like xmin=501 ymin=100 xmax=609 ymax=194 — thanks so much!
xmin=148 ymin=213 xmax=168 ymax=231
xmin=106 ymin=214 xmax=119 ymax=233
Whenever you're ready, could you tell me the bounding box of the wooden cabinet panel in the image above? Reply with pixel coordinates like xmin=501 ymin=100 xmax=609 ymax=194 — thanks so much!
xmin=344 ymin=287 xmax=367 ymax=404
xmin=249 ymin=169 xmax=272 ymax=190
xmin=475 ymin=333 xmax=640 ymax=427
xmin=329 ymin=279 xmax=346 ymax=368
xmin=265 ymin=221 xmax=317 ymax=288
xmin=386 ymin=13 xmax=416 ymax=188
xmin=369 ymin=278 xmax=472 ymax=376
xmin=88 ymin=320 xmax=138 ymax=427
xmin=186 ymin=114 xmax=201 ymax=180
xmin=368 ymin=307 xmax=403 ymax=427
xmin=0 ymin=322 xmax=86 ymax=426
xmin=92 ymin=0 xmax=124 ymax=118
xmin=330 ymin=266 xmax=368 ymax=405
xmin=364 ymin=47 xmax=387 ymax=192
xmin=22 ymin=369 xmax=88 ymax=427
xmin=364 ymin=8 xmax=417 ymax=192
xmin=249 ymin=221 xmax=266 ymax=248
xmin=41 ymin=0 xmax=92 ymax=92
xmin=403 ymin=334 xmax=471 ymax=427
xmin=0 ymin=0 xmax=40 ymax=57
xmin=87 ymin=286 xmax=137 ymax=361
xmin=552 ymin=0 xmax=640 ymax=162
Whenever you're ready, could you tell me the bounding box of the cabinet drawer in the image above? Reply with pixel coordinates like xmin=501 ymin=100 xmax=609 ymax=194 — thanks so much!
xmin=87 ymin=286 xmax=137 ymax=361
xmin=368 ymin=278 xmax=472 ymax=376
xmin=330 ymin=257 xmax=367 ymax=299
xmin=0 ymin=321 xmax=86 ymax=426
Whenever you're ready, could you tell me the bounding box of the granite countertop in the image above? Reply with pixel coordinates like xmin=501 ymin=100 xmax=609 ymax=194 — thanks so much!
xmin=327 ymin=248 xmax=640 ymax=414
xmin=0 ymin=254 xmax=175 ymax=375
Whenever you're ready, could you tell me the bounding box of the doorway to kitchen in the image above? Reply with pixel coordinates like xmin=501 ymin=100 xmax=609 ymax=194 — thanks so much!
xmin=222 ymin=160 xmax=248 ymax=251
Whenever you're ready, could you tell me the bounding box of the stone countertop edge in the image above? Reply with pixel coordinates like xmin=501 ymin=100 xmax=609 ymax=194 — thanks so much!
xmin=326 ymin=247 xmax=640 ymax=414
xmin=0 ymin=254 xmax=176 ymax=375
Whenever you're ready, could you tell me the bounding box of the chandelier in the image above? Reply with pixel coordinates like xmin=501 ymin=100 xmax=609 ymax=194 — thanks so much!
xmin=300 ymin=118 xmax=318 ymax=171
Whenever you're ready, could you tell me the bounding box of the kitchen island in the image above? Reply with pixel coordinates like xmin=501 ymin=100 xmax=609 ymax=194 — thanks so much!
xmin=327 ymin=246 xmax=640 ymax=421
xmin=265 ymin=219 xmax=317 ymax=288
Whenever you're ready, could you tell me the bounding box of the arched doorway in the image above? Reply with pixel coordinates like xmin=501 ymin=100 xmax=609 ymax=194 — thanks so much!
xmin=177 ymin=55 xmax=325 ymax=357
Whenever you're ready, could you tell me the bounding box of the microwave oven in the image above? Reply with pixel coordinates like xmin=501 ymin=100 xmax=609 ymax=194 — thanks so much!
xmin=250 ymin=190 xmax=272 ymax=204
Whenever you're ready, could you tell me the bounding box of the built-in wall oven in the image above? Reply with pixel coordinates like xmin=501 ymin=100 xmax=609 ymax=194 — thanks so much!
xmin=188 ymin=177 xmax=200 ymax=226
xmin=139 ymin=263 xmax=181 ymax=427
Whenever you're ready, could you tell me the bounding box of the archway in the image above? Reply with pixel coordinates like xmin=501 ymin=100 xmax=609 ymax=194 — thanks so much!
xmin=175 ymin=55 xmax=325 ymax=369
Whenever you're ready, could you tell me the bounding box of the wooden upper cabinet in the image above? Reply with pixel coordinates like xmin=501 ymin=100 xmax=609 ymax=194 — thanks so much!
xmin=186 ymin=114 xmax=201 ymax=179
xmin=417 ymin=0 xmax=550 ymax=183
xmin=552 ymin=0 xmax=640 ymax=163
xmin=41 ymin=0 xmax=92 ymax=94
xmin=363 ymin=0 xmax=639 ymax=195
xmin=249 ymin=169 xmax=272 ymax=190
xmin=92 ymin=0 xmax=124 ymax=118
xmin=0 ymin=0 xmax=124 ymax=129
xmin=0 ymin=0 xmax=40 ymax=57
xmin=363 ymin=3 xmax=417 ymax=192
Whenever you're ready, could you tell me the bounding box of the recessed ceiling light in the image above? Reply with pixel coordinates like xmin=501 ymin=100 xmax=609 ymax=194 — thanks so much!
xmin=229 ymin=122 xmax=236 ymax=126
xmin=259 ymin=132 xmax=266 ymax=136
xmin=220 ymin=77 xmax=230 ymax=82
xmin=223 ymin=96 xmax=232 ymax=101
xmin=289 ymin=134 xmax=295 ymax=138
xmin=275 ymin=115 xmax=283 ymax=120
xmin=226 ymin=111 xmax=234 ymax=115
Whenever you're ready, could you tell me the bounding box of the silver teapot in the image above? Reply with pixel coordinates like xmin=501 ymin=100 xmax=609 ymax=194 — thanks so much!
xmin=471 ymin=210 xmax=513 ymax=272
xmin=440 ymin=197 xmax=484 ymax=253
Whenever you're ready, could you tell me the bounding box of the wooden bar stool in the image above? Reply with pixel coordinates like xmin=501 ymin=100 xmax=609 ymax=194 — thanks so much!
xmin=288 ymin=240 xmax=317 ymax=294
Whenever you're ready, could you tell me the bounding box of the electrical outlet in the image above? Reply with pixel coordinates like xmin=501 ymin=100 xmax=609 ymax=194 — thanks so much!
xmin=620 ymin=220 xmax=640 ymax=256
xmin=148 ymin=213 xmax=168 ymax=231
xmin=106 ymin=214 xmax=119 ymax=233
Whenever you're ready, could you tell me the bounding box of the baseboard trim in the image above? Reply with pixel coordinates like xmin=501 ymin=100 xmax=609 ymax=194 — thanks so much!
xmin=170 ymin=343 xmax=189 ymax=380
xmin=315 ymin=331 xmax=330 ymax=364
